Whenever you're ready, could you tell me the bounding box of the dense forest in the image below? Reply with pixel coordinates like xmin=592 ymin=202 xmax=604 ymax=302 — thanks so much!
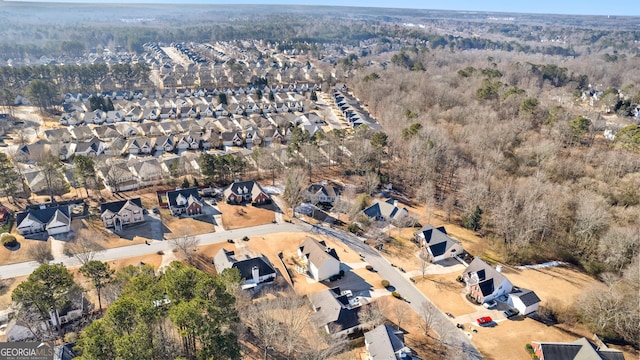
xmin=344 ymin=47 xmax=640 ymax=347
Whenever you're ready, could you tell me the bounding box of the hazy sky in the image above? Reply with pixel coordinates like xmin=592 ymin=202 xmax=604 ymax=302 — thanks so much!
xmin=6 ymin=0 xmax=639 ymax=16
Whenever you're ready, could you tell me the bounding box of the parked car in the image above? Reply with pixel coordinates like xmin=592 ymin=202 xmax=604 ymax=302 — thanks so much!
xmin=477 ymin=316 xmax=493 ymax=326
xmin=152 ymin=207 xmax=159 ymax=214
xmin=483 ymin=300 xmax=497 ymax=309
xmin=504 ymin=308 xmax=519 ymax=318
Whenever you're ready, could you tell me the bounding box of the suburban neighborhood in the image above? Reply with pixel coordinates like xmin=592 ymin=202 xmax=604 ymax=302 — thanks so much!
xmin=0 ymin=3 xmax=637 ymax=360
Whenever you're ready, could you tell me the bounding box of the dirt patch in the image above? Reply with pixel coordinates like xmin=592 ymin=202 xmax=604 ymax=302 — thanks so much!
xmin=217 ymin=202 xmax=275 ymax=230
xmin=0 ymin=235 xmax=44 ymax=265
xmin=500 ymin=265 xmax=601 ymax=308
xmin=412 ymin=273 xmax=475 ymax=316
xmin=380 ymin=234 xmax=422 ymax=272
xmin=0 ymin=275 xmax=28 ymax=309
xmin=241 ymin=231 xmax=363 ymax=294
xmin=471 ymin=318 xmax=595 ymax=360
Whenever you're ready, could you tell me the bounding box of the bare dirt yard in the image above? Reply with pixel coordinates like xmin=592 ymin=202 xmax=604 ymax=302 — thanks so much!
xmin=412 ymin=263 xmax=637 ymax=360
xmin=412 ymin=272 xmax=476 ymax=316
xmin=241 ymin=231 xmax=365 ymax=296
xmin=217 ymin=202 xmax=275 ymax=230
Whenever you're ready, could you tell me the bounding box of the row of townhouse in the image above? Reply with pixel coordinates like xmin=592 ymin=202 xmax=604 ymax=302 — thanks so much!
xmin=44 ymin=111 xmax=327 ymax=161
xmin=61 ymin=97 xmax=307 ymax=125
xmin=63 ymin=82 xmax=320 ymax=105
xmin=332 ymin=89 xmax=381 ymax=131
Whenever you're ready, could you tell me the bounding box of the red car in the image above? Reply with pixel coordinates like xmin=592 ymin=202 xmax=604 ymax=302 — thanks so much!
xmin=477 ymin=316 xmax=493 ymax=325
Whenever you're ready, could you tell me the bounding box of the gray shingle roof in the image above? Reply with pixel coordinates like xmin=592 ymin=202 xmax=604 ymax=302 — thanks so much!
xmin=510 ymin=288 xmax=541 ymax=306
xmin=365 ymin=324 xmax=407 ymax=360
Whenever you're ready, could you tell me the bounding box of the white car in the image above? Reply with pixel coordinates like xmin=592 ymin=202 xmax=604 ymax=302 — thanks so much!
xmin=482 ymin=300 xmax=497 ymax=309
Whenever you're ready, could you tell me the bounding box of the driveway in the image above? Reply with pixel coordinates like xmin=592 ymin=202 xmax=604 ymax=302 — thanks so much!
xmin=309 ymin=223 xmax=483 ymax=360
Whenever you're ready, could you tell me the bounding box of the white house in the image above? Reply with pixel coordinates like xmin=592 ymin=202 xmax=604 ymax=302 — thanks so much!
xmin=508 ymin=288 xmax=541 ymax=315
xmin=213 ymin=249 xmax=276 ymax=290
xmin=15 ymin=205 xmax=72 ymax=236
xmin=297 ymin=237 xmax=341 ymax=281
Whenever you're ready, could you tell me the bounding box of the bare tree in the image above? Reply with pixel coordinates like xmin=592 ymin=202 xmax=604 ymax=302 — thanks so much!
xmin=363 ymin=170 xmax=380 ymax=195
xmin=283 ymin=167 xmax=307 ymax=217
xmin=12 ymin=303 xmax=49 ymax=341
xmin=357 ymin=301 xmax=385 ymax=330
xmin=391 ymin=300 xmax=408 ymax=330
xmin=31 ymin=241 xmax=53 ymax=264
xmin=274 ymin=293 xmax=310 ymax=358
xmin=243 ymin=300 xmax=280 ymax=360
xmin=170 ymin=233 xmax=199 ymax=265
xmin=67 ymin=228 xmax=104 ymax=265
xmin=420 ymin=251 xmax=430 ymax=279
xmin=418 ymin=301 xmax=438 ymax=336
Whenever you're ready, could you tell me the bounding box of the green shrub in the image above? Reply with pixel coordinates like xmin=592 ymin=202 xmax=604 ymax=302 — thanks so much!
xmin=1 ymin=233 xmax=17 ymax=248
xmin=525 ymin=344 xmax=534 ymax=354
xmin=381 ymin=280 xmax=390 ymax=288
xmin=347 ymin=223 xmax=361 ymax=234
xmin=392 ymin=291 xmax=401 ymax=299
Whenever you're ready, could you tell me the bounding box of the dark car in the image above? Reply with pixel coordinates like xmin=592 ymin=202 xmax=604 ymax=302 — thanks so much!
xmin=504 ymin=308 xmax=519 ymax=318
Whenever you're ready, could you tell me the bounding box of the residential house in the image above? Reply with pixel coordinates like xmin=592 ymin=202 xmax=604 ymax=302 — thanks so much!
xmin=531 ymin=337 xmax=624 ymax=360
xmin=308 ymin=287 xmax=364 ymax=337
xmin=160 ymin=107 xmax=177 ymax=119
xmin=116 ymin=123 xmax=140 ymax=138
xmin=154 ymin=135 xmax=175 ymax=152
xmin=244 ymin=129 xmax=261 ymax=150
xmin=305 ymin=182 xmax=340 ymax=204
xmin=297 ymin=237 xmax=341 ymax=281
xmin=16 ymin=204 xmax=71 ymax=236
xmin=138 ymin=122 xmax=163 ymax=137
xmin=60 ymin=112 xmax=85 ymax=126
xmin=86 ymin=110 xmax=106 ymax=125
xmin=100 ymin=198 xmax=145 ymax=231
xmin=70 ymin=125 xmax=94 ymax=141
xmin=75 ymin=137 xmax=104 ymax=157
xmin=462 ymin=258 xmax=513 ymax=304
xmin=142 ymin=107 xmax=161 ymax=121
xmin=44 ymin=128 xmax=72 ymax=143
xmin=105 ymin=110 xmax=125 ymax=123
xmin=104 ymin=137 xmax=128 ymax=157
xmin=98 ymin=162 xmax=139 ymax=192
xmin=414 ymin=225 xmax=464 ymax=263
xmin=364 ymin=324 xmax=415 ymax=360
xmin=92 ymin=125 xmax=120 ymax=140
xmin=125 ymin=137 xmax=153 ymax=155
xmin=129 ymin=158 xmax=164 ymax=185
xmin=223 ymin=180 xmax=271 ymax=205
xmin=166 ymin=187 xmax=203 ymax=216
xmin=213 ymin=249 xmax=277 ymax=289
xmin=508 ymin=288 xmax=541 ymax=316
xmin=52 ymin=142 xmax=76 ymax=161
xmin=221 ymin=131 xmax=244 ymax=148
xmin=16 ymin=142 xmax=50 ymax=163
xmin=159 ymin=121 xmax=181 ymax=135
xmin=176 ymin=132 xmax=202 ymax=151
xmin=362 ymin=199 xmax=410 ymax=224
xmin=125 ymin=106 xmax=143 ymax=122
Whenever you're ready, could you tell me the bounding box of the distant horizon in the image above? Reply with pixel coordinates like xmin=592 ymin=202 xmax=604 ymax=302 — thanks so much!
xmin=3 ymin=0 xmax=639 ymax=17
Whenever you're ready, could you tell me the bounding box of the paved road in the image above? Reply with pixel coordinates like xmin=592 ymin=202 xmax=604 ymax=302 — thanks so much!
xmin=309 ymin=223 xmax=483 ymax=360
xmin=0 ymin=222 xmax=308 ymax=279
